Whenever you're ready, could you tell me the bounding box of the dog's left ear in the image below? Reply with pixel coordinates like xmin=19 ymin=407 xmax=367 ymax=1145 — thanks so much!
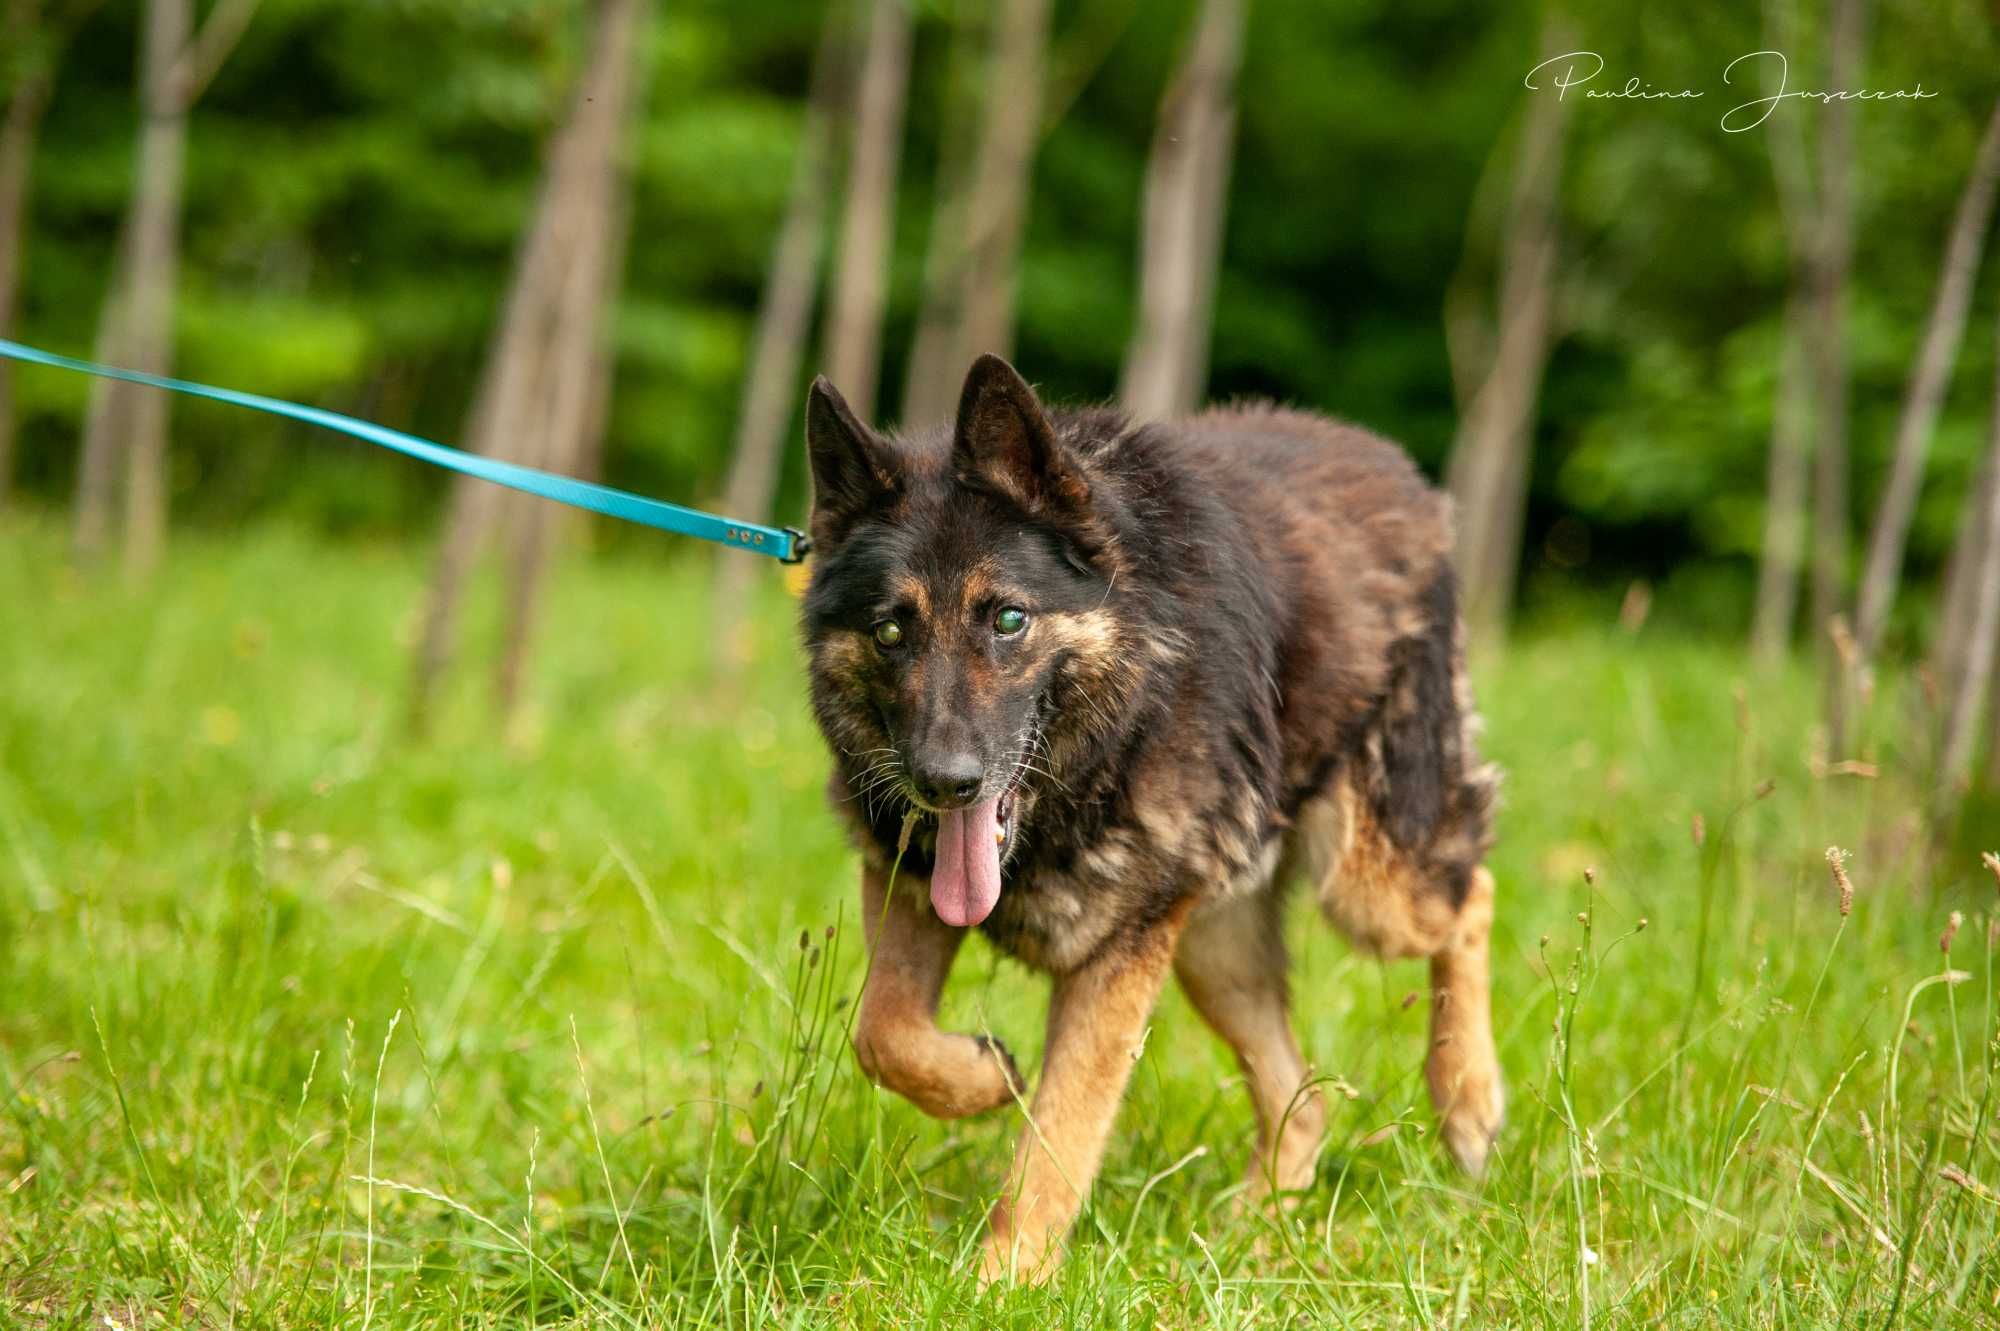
xmin=953 ymin=355 xmax=1090 ymax=517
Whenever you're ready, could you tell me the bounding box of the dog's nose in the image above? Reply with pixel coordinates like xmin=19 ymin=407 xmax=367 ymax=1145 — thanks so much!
xmin=912 ymin=752 xmax=983 ymax=808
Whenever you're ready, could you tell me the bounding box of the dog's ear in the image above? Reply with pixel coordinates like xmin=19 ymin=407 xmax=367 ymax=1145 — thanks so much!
xmin=807 ymin=376 xmax=900 ymax=545
xmin=952 ymin=355 xmax=1090 ymax=517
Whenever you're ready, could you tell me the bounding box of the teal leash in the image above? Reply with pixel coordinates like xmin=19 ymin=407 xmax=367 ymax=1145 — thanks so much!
xmin=0 ymin=337 xmax=810 ymax=564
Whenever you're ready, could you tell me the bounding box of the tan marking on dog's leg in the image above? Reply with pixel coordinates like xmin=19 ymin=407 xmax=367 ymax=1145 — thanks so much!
xmin=979 ymin=900 xmax=1192 ymax=1285
xmin=1426 ymin=865 xmax=1503 ymax=1176
xmin=1174 ymin=895 xmax=1324 ymax=1196
xmin=852 ymin=862 xmax=1022 ymax=1119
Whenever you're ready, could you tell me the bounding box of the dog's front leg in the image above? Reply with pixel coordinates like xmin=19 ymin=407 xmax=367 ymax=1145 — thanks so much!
xmin=980 ymin=899 xmax=1192 ymax=1284
xmin=852 ymin=860 xmax=1022 ymax=1118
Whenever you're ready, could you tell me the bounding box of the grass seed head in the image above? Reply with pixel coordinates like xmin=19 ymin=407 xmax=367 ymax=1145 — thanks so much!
xmin=1941 ymin=911 xmax=1962 ymax=955
xmin=1983 ymin=851 xmax=2000 ymax=895
xmin=1826 ymin=847 xmax=1854 ymax=917
xmin=1691 ymin=813 xmax=1706 ymax=848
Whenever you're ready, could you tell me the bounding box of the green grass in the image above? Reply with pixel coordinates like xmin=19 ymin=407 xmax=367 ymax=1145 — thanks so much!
xmin=1 ymin=512 xmax=1996 ymax=1328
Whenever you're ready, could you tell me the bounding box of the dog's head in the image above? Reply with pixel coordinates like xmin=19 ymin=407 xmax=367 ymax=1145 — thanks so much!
xmin=800 ymin=356 xmax=1125 ymax=927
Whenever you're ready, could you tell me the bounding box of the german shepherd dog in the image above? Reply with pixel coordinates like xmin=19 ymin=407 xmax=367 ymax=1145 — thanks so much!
xmin=799 ymin=355 xmax=1503 ymax=1282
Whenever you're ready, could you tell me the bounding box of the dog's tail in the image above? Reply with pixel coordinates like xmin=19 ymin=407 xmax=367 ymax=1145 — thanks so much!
xmin=1305 ymin=567 xmax=1498 ymax=929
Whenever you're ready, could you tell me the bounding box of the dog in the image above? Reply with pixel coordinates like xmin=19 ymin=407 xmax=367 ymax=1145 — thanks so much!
xmin=798 ymin=355 xmax=1503 ymax=1283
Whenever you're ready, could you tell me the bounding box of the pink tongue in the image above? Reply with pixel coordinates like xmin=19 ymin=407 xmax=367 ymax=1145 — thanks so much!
xmin=930 ymin=798 xmax=1003 ymax=927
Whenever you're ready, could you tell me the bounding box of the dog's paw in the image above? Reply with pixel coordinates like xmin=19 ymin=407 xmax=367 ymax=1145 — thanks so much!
xmin=1239 ymin=1092 xmax=1327 ymax=1200
xmin=970 ymin=1033 xmax=1025 ymax=1109
xmin=852 ymin=1026 xmax=1023 ymax=1119
xmin=977 ymin=1225 xmax=1056 ymax=1287
xmin=1433 ymin=1064 xmax=1504 ymax=1178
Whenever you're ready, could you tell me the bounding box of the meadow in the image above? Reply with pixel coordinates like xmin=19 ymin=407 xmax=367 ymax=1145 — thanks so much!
xmin=1 ymin=514 xmax=1996 ymax=1328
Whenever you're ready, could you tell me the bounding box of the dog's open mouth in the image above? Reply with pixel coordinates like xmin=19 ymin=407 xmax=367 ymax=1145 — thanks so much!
xmin=929 ymin=779 xmax=1019 ymax=929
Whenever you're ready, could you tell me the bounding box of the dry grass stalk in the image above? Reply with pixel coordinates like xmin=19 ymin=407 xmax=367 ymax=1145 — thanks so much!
xmin=1826 ymin=847 xmax=1854 ymax=917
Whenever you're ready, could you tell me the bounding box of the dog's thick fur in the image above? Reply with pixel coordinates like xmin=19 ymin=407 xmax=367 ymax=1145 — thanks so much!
xmin=800 ymin=356 xmax=1503 ymax=1282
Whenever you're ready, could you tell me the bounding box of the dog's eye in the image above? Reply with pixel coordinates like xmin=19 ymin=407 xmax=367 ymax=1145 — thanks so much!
xmin=994 ymin=607 xmax=1028 ymax=636
xmin=872 ymin=619 xmax=904 ymax=649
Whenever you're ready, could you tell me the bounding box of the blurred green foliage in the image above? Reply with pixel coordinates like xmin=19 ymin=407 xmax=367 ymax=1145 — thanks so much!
xmin=8 ymin=0 xmax=2000 ymax=642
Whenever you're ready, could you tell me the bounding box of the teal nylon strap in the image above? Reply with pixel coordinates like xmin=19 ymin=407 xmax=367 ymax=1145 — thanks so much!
xmin=0 ymin=337 xmax=809 ymax=563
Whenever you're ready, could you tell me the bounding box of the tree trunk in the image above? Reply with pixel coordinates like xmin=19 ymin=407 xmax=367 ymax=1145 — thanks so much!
xmin=1444 ymin=20 xmax=1568 ymax=645
xmin=71 ymin=219 xmax=135 ymax=555
xmin=72 ymin=0 xmax=187 ymax=564
xmin=1752 ymin=0 xmax=1817 ymax=663
xmin=1936 ymin=440 xmax=1996 ymax=714
xmin=1751 ymin=301 xmax=1814 ymax=662
xmin=494 ymin=219 xmax=610 ymax=717
xmin=407 ymin=0 xmax=647 ymax=734
xmin=68 ymin=0 xmax=255 ymax=567
xmin=0 ymin=43 xmax=52 ymax=510
xmin=116 ymin=4 xmax=190 ymax=578
xmin=1119 ymin=0 xmax=1245 ymax=421
xmin=1808 ymin=0 xmax=1863 ymax=658
xmin=901 ymin=0 xmax=1051 ymax=428
xmin=951 ymin=0 xmax=1049 ymax=376
xmin=1937 ymin=309 xmax=2000 ymax=813
xmin=1986 ymin=646 xmax=2000 ymax=791
xmin=492 ymin=0 xmax=641 ymax=722
xmin=822 ymin=0 xmax=910 ymax=419
xmin=708 ymin=12 xmax=845 ymax=669
xmin=1854 ymin=98 xmax=2000 ymax=662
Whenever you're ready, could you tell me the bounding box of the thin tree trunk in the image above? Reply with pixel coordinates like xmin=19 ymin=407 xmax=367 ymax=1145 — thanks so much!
xmin=492 ymin=0 xmax=642 ymax=721
xmin=1854 ymin=97 xmax=2000 ymax=662
xmin=72 ymin=219 xmax=135 ymax=554
xmin=899 ymin=3 xmax=985 ymax=426
xmin=1753 ymin=0 xmax=1817 ymax=662
xmin=73 ymin=0 xmax=187 ymax=564
xmin=1445 ymin=18 xmax=1568 ymax=645
xmin=1936 ymin=440 xmax=1996 ymax=711
xmin=901 ymin=0 xmax=1050 ymax=428
xmin=1119 ymin=0 xmax=1245 ymax=421
xmin=0 ymin=45 xmax=52 ymax=509
xmin=822 ymin=0 xmax=910 ymax=418
xmin=1937 ymin=309 xmax=2000 ymax=812
xmin=69 ymin=0 xmax=256 ymax=567
xmin=1986 ymin=648 xmax=2000 ymax=790
xmin=495 ymin=222 xmax=609 ymax=716
xmin=952 ymin=0 xmax=1049 ymax=374
xmin=1752 ymin=302 xmax=1814 ymax=662
xmin=116 ymin=0 xmax=191 ymax=578
xmin=1808 ymin=0 xmax=1863 ymax=657
xmin=708 ymin=13 xmax=844 ymax=668
xmin=408 ymin=0 xmax=647 ymax=734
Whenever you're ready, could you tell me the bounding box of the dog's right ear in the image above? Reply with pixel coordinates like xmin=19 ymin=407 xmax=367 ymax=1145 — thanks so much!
xmin=806 ymin=376 xmax=900 ymax=545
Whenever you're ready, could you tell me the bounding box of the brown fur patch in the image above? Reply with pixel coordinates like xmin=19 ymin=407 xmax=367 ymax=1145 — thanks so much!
xmin=851 ymin=864 xmax=1023 ymax=1119
xmin=1299 ymin=781 xmax=1461 ymax=959
xmin=1175 ymin=893 xmax=1325 ymax=1193
xmin=1426 ymin=866 xmax=1504 ymax=1174
xmin=981 ymin=896 xmax=1195 ymax=1284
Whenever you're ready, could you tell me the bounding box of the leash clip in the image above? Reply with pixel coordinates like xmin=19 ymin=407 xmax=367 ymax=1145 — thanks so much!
xmin=780 ymin=527 xmax=813 ymax=565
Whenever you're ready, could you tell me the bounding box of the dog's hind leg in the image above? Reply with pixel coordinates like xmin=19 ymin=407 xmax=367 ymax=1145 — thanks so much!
xmin=852 ymin=861 xmax=1023 ymax=1119
xmin=980 ymin=898 xmax=1193 ymax=1284
xmin=1426 ymin=864 xmax=1503 ymax=1176
xmin=1174 ymin=892 xmax=1325 ymax=1196
xmin=1304 ymin=786 xmax=1503 ymax=1177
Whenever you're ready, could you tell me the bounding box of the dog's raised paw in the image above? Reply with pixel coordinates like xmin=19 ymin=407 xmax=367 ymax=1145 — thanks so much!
xmin=972 ymin=1033 xmax=1025 ymax=1104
